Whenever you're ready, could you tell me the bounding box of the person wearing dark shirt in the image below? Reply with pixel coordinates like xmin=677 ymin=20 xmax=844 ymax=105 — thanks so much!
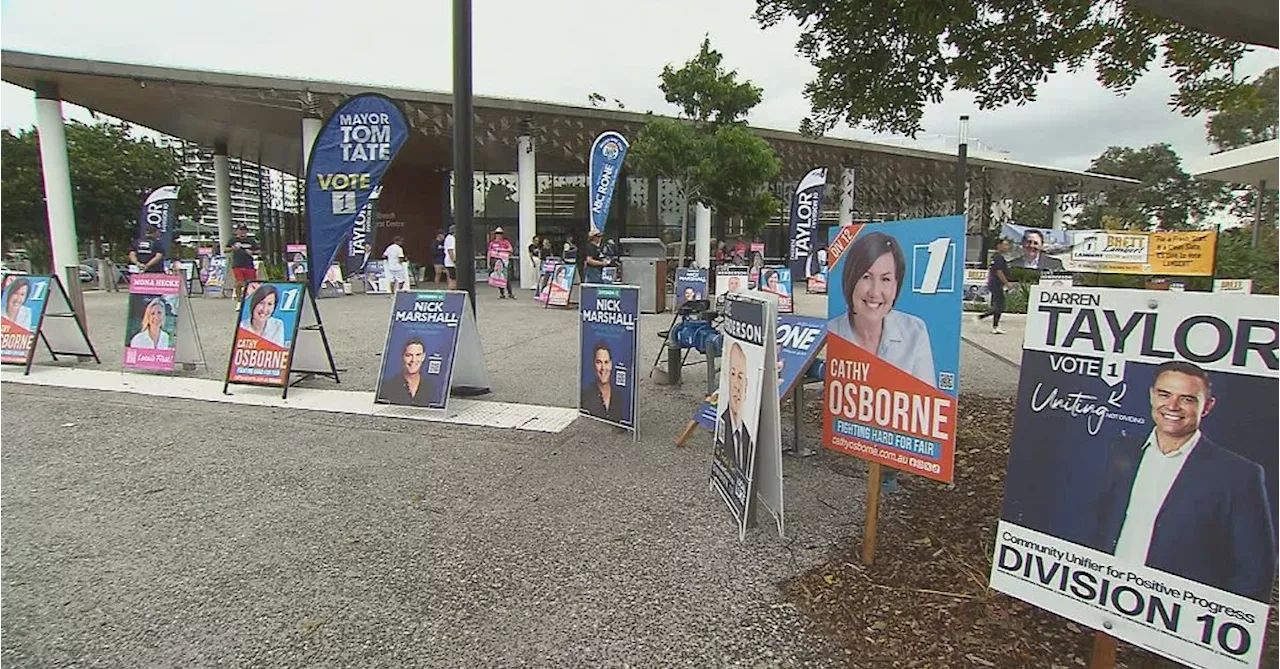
xmin=580 ymin=341 xmax=624 ymax=423
xmin=227 ymin=225 xmax=261 ymax=303
xmin=432 ymin=231 xmax=448 ymax=285
xmin=129 ymin=226 xmax=166 ymax=274
xmin=978 ymin=238 xmax=1012 ymax=334
xmin=583 ymin=230 xmax=608 ymax=284
xmin=376 ymin=338 xmax=443 ymax=407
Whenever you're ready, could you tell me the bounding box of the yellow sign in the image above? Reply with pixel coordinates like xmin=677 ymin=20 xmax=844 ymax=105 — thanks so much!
xmin=1064 ymin=230 xmax=1216 ymax=276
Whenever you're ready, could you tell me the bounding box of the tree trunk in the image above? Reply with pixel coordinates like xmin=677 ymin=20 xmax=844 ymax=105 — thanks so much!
xmin=677 ymin=189 xmax=690 ymax=268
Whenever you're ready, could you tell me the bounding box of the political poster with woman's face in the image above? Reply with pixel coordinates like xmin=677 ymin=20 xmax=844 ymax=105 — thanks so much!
xmin=757 ymin=266 xmax=793 ymax=313
xmin=226 ymin=282 xmax=304 ymax=386
xmin=124 ymin=273 xmax=182 ymax=372
xmin=823 ymin=217 xmax=964 ymax=483
xmin=1 ymin=275 xmax=51 ymax=365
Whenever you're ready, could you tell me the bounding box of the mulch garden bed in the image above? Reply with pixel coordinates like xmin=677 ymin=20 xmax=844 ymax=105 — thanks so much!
xmin=784 ymin=395 xmax=1278 ymax=668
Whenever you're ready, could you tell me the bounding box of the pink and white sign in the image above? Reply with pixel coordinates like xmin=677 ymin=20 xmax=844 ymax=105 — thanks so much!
xmin=124 ymin=273 xmax=182 ymax=372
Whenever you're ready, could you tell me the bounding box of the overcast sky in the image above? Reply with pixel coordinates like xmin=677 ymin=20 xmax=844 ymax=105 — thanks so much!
xmin=2 ymin=0 xmax=1275 ymax=171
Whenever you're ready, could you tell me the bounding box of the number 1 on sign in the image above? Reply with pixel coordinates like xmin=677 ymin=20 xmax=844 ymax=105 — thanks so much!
xmin=280 ymin=288 xmax=300 ymax=311
xmin=918 ymin=237 xmax=950 ymax=294
xmin=30 ymin=281 xmax=47 ymax=300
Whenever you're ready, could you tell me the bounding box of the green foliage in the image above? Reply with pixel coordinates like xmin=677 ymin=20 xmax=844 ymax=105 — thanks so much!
xmin=1003 ymin=282 xmax=1032 ymax=314
xmin=628 ymin=38 xmax=782 ymax=250
xmin=1 ymin=120 xmax=198 ymax=263
xmin=1212 ymin=225 xmax=1279 ymax=294
xmin=1206 ymin=67 xmax=1278 ymax=151
xmin=1078 ymin=143 xmax=1225 ymax=230
xmin=754 ymin=0 xmax=1254 ymax=136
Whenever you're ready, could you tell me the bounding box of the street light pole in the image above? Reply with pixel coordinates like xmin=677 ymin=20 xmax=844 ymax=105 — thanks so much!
xmin=955 ymin=115 xmax=970 ymax=217
xmin=452 ymin=0 xmax=476 ymax=313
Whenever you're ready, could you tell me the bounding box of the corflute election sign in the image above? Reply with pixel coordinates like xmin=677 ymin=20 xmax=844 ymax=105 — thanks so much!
xmin=226 ymin=282 xmax=304 ymax=386
xmin=136 ymin=185 xmax=179 ymax=254
xmin=823 ymin=217 xmax=964 ymax=483
xmin=305 ymin=94 xmax=408 ymax=297
xmin=578 ymin=284 xmax=639 ymax=430
xmin=1 ymin=275 xmax=51 ymax=365
xmin=991 ymin=287 xmax=1278 ymax=669
xmin=375 ymin=291 xmax=464 ymax=410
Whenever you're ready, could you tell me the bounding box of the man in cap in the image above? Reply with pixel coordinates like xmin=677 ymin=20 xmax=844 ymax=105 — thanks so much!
xmin=583 ymin=229 xmax=609 ymax=284
xmin=443 ymin=224 xmax=458 ymax=290
xmin=129 ymin=225 xmax=166 ymax=275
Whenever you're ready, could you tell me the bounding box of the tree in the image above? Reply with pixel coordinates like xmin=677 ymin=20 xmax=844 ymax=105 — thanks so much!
xmin=1 ymin=129 xmax=46 ymax=253
xmin=1207 ymin=67 xmax=1278 ymax=151
xmin=1213 ymin=224 xmax=1278 ymax=294
xmin=754 ymin=0 xmax=1255 ymax=136
xmin=69 ymin=122 xmax=200 ymax=255
xmin=628 ymin=38 xmax=782 ymax=265
xmin=1078 ymin=143 xmax=1225 ymax=230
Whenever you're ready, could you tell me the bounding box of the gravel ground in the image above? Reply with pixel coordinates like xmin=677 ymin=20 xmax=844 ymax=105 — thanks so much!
xmin=2 ymin=285 xmax=1023 ymax=667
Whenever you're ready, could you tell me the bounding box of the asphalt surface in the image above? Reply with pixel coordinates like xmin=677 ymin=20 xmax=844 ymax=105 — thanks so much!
xmin=2 ymin=283 xmax=1023 ymax=667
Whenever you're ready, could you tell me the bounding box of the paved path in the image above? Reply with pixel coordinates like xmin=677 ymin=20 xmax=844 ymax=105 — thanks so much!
xmin=2 ymin=286 xmax=1025 ymax=666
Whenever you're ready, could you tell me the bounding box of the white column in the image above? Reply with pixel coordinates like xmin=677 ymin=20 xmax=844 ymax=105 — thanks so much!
xmin=33 ymin=82 xmax=79 ymax=289
xmin=695 ymin=203 xmax=712 ymax=269
xmin=517 ymin=134 xmax=537 ymax=289
xmin=1051 ymin=194 xmax=1067 ymax=231
xmin=301 ymin=115 xmax=323 ymax=174
xmin=839 ymin=166 xmax=856 ymax=227
xmin=214 ymin=143 xmax=232 ymax=253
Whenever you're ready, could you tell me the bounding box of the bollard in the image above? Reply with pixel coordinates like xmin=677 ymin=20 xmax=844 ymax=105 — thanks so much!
xmin=666 ymin=340 xmax=681 ymax=385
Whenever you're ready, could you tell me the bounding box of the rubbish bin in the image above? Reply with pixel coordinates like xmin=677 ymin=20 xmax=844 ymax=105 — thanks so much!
xmin=618 ymin=238 xmax=667 ymax=314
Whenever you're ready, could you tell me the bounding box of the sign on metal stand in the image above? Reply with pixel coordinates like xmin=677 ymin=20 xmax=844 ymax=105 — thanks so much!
xmin=1 ymin=273 xmax=100 ymax=375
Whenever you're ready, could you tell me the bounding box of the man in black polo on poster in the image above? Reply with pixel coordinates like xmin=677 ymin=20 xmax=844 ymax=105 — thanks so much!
xmin=377 ymin=337 xmax=443 ymax=407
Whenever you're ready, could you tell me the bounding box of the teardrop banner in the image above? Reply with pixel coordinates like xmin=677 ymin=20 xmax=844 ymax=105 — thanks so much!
xmin=305 ymin=93 xmax=409 ymax=298
xmin=587 ymin=131 xmax=629 ymax=236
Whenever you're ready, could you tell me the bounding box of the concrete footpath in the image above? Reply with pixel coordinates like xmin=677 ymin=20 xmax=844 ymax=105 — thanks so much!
xmin=1 ymin=286 xmax=1024 ymax=667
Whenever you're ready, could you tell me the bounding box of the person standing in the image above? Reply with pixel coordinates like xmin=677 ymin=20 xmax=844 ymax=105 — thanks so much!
xmin=227 ymin=224 xmax=260 ymax=306
xmin=487 ymin=227 xmax=515 ymax=299
xmin=583 ymin=230 xmax=608 ymax=284
xmin=978 ymin=238 xmax=1012 ymax=334
xmin=431 ymin=231 xmax=448 ymax=285
xmin=129 ymin=225 xmax=166 ymax=275
xmin=383 ymin=236 xmax=409 ymax=294
xmin=443 ymin=225 xmax=457 ymax=290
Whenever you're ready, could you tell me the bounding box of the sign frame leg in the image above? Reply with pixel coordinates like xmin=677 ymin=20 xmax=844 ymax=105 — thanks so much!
xmin=862 ymin=462 xmax=883 ymax=565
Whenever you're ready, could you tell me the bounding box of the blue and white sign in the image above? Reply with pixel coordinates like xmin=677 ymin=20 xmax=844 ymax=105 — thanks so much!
xmin=305 ymin=94 xmax=409 ymax=297
xmin=588 ymin=131 xmax=630 ymax=235
xmin=675 ymin=268 xmax=709 ymax=310
xmin=579 ymin=284 xmax=639 ymax=431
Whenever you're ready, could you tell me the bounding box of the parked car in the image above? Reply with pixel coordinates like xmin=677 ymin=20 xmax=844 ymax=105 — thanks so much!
xmin=79 ymin=263 xmax=98 ymax=283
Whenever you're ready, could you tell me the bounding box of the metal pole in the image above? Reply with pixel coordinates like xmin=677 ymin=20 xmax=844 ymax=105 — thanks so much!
xmin=1254 ymin=180 xmax=1266 ymax=247
xmin=452 ymin=0 xmax=477 ymax=312
xmin=955 ymin=115 xmax=969 ymax=217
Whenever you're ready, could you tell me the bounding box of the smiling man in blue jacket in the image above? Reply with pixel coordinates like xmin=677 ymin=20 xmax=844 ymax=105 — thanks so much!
xmin=1089 ymin=361 xmax=1276 ymax=602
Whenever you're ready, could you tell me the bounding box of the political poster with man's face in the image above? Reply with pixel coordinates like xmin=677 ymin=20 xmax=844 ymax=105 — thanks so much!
xmin=375 ymin=291 xmax=465 ymax=410
xmin=711 ymin=294 xmax=767 ymax=533
xmin=578 ymin=284 xmax=639 ymax=429
xmin=991 ymin=287 xmax=1278 ymax=669
xmin=715 ymin=266 xmax=749 ymax=299
xmin=675 ymin=268 xmax=708 ymax=310
xmin=1 ymin=275 xmax=51 ymax=365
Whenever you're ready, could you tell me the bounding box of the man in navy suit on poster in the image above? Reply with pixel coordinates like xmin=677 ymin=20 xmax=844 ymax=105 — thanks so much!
xmin=1089 ymin=361 xmax=1276 ymax=601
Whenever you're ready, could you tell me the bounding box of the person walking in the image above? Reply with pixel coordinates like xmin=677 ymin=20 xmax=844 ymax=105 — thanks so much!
xmin=383 ymin=236 xmax=409 ymax=294
xmin=431 ymin=231 xmax=448 ymax=285
xmin=978 ymin=238 xmax=1012 ymax=334
xmin=443 ymin=225 xmax=458 ymax=290
xmin=488 ymin=227 xmax=516 ymax=299
xmin=227 ymin=224 xmax=260 ymax=307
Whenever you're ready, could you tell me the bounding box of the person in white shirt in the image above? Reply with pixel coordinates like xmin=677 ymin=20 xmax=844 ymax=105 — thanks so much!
xmin=827 ymin=231 xmax=936 ymax=387
xmin=443 ymin=225 xmax=457 ymax=290
xmin=129 ymin=298 xmax=173 ymax=349
xmin=383 ymin=236 xmax=409 ymax=294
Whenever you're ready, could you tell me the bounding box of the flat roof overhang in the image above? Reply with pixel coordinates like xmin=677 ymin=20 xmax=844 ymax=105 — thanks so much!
xmin=1189 ymin=139 xmax=1279 ymax=185
xmin=2 ymin=49 xmax=1137 ymax=209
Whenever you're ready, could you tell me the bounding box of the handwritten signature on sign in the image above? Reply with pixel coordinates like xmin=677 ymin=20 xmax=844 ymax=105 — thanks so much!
xmin=1029 ymin=382 xmax=1136 ymax=436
